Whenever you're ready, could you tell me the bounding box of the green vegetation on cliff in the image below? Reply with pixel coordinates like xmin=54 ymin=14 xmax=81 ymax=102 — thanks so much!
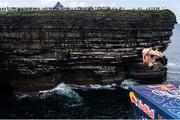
xmin=0 ymin=9 xmax=175 ymax=19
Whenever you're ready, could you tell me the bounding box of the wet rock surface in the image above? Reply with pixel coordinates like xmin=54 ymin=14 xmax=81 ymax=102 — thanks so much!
xmin=0 ymin=10 xmax=176 ymax=92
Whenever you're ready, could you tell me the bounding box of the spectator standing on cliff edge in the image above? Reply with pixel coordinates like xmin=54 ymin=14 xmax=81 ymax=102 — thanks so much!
xmin=142 ymin=47 xmax=164 ymax=68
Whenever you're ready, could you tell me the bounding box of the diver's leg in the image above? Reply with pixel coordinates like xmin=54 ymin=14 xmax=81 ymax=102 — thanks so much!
xmin=148 ymin=62 xmax=154 ymax=68
xmin=149 ymin=50 xmax=164 ymax=58
xmin=154 ymin=50 xmax=164 ymax=58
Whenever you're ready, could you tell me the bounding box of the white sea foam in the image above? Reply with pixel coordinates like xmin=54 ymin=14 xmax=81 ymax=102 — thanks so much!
xmin=120 ymin=79 xmax=137 ymax=89
xmin=167 ymin=62 xmax=180 ymax=69
xmin=167 ymin=62 xmax=180 ymax=74
xmin=167 ymin=71 xmax=180 ymax=75
xmin=39 ymin=83 xmax=83 ymax=105
xmin=70 ymin=83 xmax=118 ymax=90
xmin=16 ymin=93 xmax=31 ymax=100
xmin=167 ymin=62 xmax=177 ymax=67
xmin=90 ymin=84 xmax=117 ymax=89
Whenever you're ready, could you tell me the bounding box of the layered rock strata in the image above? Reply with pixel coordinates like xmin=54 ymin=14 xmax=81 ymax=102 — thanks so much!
xmin=0 ymin=10 xmax=176 ymax=91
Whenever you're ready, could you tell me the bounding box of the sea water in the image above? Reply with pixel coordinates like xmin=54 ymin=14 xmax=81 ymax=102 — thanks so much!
xmin=166 ymin=24 xmax=180 ymax=83
xmin=0 ymin=24 xmax=179 ymax=119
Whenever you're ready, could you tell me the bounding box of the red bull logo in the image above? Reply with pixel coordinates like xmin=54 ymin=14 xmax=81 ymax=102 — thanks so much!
xmin=129 ymin=92 xmax=155 ymax=119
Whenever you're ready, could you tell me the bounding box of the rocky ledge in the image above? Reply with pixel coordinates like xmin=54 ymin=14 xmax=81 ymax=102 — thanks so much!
xmin=0 ymin=9 xmax=176 ymax=92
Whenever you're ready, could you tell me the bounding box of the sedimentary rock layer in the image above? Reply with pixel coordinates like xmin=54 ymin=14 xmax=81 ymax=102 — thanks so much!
xmin=0 ymin=10 xmax=176 ymax=91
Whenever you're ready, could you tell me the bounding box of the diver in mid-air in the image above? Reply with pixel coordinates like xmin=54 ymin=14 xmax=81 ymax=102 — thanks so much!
xmin=142 ymin=47 xmax=164 ymax=68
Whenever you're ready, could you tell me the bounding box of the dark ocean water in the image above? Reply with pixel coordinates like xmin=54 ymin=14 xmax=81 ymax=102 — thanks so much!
xmin=0 ymin=24 xmax=179 ymax=119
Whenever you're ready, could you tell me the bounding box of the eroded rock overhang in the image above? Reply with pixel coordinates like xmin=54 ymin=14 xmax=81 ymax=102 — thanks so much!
xmin=0 ymin=9 xmax=177 ymax=91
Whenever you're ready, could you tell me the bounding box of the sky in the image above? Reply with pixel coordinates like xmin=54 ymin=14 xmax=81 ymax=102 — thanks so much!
xmin=0 ymin=0 xmax=179 ymax=23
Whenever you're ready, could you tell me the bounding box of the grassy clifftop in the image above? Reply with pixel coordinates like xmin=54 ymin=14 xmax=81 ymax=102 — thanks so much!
xmin=0 ymin=9 xmax=176 ymax=19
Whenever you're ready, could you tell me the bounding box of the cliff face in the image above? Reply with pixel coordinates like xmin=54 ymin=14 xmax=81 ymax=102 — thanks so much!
xmin=0 ymin=10 xmax=176 ymax=91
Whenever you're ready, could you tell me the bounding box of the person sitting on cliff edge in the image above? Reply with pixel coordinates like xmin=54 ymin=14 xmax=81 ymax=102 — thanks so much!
xmin=142 ymin=47 xmax=164 ymax=68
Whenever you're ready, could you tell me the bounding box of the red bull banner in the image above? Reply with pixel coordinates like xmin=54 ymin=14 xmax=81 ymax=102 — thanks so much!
xmin=129 ymin=83 xmax=180 ymax=119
